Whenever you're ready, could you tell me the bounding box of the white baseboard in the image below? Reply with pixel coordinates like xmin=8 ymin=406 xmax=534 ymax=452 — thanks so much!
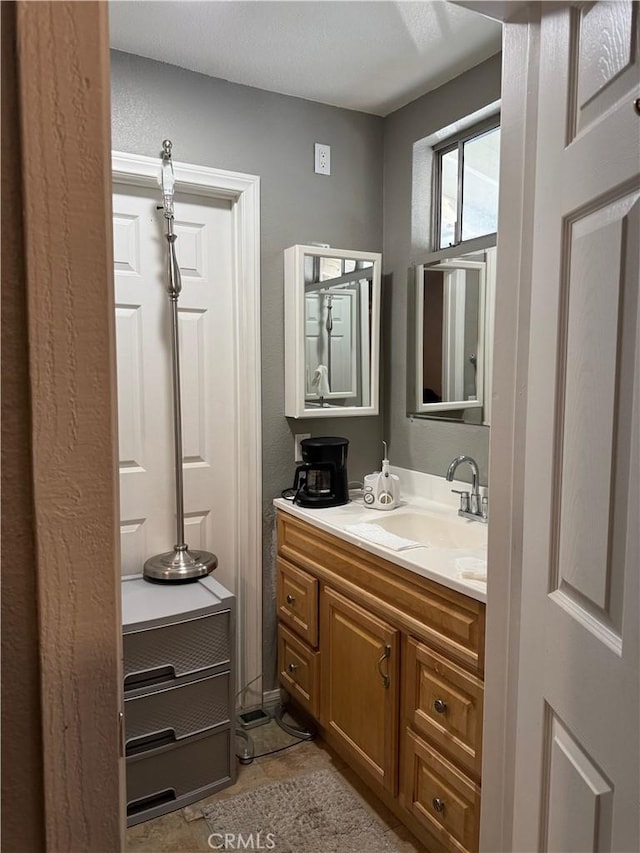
xmin=262 ymin=688 xmax=282 ymax=709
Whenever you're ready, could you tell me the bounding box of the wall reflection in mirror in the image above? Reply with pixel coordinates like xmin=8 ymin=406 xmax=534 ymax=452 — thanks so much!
xmin=412 ymin=247 xmax=496 ymax=423
xmin=285 ymin=245 xmax=381 ymax=418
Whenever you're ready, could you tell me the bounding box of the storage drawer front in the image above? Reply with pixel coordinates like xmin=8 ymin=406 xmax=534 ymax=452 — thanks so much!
xmin=403 ymin=729 xmax=480 ymax=853
xmin=126 ymin=728 xmax=232 ymax=820
xmin=277 ymin=557 xmax=318 ymax=646
xmin=125 ymin=671 xmax=231 ymax=753
xmin=277 ymin=623 xmax=319 ymax=718
xmin=405 ymin=638 xmax=483 ymax=779
xmin=123 ymin=610 xmax=231 ymax=689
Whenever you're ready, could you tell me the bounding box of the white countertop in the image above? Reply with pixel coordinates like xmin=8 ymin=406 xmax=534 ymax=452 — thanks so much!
xmin=274 ymin=466 xmax=488 ymax=603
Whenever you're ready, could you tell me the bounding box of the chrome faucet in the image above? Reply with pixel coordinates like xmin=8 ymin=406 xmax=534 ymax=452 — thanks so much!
xmin=445 ymin=455 xmax=488 ymax=523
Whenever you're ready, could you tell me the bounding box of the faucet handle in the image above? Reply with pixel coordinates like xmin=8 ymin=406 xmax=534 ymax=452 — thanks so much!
xmin=481 ymin=495 xmax=488 ymax=520
xmin=451 ymin=489 xmax=470 ymax=513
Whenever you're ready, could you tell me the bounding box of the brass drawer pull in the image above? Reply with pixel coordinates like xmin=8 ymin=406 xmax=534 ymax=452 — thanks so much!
xmin=287 ymin=662 xmax=298 ymax=673
xmin=433 ymin=698 xmax=447 ymax=714
xmin=376 ymin=644 xmax=391 ymax=688
xmin=286 ymin=594 xmax=296 ymax=605
xmin=432 ymin=797 xmax=445 ymax=814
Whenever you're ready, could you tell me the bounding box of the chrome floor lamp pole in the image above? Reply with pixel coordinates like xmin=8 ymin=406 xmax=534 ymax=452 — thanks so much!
xmin=144 ymin=140 xmax=217 ymax=582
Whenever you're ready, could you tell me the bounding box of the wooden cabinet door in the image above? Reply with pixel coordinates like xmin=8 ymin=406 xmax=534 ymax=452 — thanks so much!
xmin=320 ymin=586 xmax=399 ymax=793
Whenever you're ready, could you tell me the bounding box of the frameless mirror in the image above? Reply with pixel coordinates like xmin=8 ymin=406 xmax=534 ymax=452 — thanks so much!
xmin=284 ymin=245 xmax=381 ymax=418
xmin=412 ymin=247 xmax=495 ymax=421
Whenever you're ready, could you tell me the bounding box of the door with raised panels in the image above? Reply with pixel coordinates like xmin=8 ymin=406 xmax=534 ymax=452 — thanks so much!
xmin=304 ymin=291 xmax=357 ymax=401
xmin=513 ymin=4 xmax=639 ymax=851
xmin=112 ymin=183 xmax=236 ymax=599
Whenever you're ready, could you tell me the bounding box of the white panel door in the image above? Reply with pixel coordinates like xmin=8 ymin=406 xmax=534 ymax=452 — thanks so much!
xmin=304 ymin=292 xmax=356 ymax=399
xmin=113 ymin=183 xmax=236 ymax=600
xmin=512 ymin=4 xmax=639 ymax=851
xmin=326 ymin=292 xmax=357 ymax=398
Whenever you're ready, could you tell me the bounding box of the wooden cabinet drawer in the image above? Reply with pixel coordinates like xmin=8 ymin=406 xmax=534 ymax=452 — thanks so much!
xmin=277 ymin=623 xmax=320 ymax=718
xmin=404 ymin=638 xmax=483 ymax=779
xmin=277 ymin=557 xmax=318 ymax=647
xmin=402 ymin=728 xmax=480 ymax=853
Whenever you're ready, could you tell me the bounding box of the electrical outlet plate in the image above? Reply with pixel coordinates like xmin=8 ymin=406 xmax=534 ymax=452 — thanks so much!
xmin=314 ymin=143 xmax=331 ymax=175
xmin=295 ymin=433 xmax=311 ymax=462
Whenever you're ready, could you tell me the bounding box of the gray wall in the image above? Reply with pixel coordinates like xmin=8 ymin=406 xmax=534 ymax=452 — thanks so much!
xmin=382 ymin=54 xmax=502 ymax=486
xmin=110 ymin=51 xmax=384 ymax=688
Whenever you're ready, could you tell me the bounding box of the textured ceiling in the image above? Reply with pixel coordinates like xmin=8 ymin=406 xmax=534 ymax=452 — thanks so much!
xmin=109 ymin=1 xmax=502 ymax=116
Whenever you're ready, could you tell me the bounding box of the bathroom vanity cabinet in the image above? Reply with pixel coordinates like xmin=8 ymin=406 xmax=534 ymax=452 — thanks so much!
xmin=276 ymin=510 xmax=485 ymax=853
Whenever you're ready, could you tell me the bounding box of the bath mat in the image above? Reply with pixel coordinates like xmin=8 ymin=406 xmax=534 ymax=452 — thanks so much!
xmin=202 ymin=767 xmax=399 ymax=852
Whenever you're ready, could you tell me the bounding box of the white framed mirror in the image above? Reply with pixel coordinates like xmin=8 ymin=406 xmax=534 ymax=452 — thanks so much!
xmin=284 ymin=244 xmax=381 ymax=418
xmin=413 ymin=246 xmax=496 ymax=420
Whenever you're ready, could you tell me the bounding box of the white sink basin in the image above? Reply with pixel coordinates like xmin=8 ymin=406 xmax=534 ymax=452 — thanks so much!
xmin=363 ymin=511 xmax=487 ymax=550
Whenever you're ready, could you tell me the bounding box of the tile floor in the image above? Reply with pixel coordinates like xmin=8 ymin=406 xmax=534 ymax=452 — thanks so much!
xmin=126 ymin=719 xmax=427 ymax=852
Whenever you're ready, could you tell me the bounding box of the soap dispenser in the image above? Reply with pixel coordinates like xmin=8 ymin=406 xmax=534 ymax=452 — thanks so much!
xmin=363 ymin=442 xmax=400 ymax=510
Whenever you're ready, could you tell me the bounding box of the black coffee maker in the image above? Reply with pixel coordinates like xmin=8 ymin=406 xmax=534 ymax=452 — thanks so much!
xmin=293 ymin=437 xmax=349 ymax=508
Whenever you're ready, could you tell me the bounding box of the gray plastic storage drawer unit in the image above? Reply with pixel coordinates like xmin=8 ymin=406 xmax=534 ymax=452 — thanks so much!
xmin=122 ymin=574 xmax=236 ymax=826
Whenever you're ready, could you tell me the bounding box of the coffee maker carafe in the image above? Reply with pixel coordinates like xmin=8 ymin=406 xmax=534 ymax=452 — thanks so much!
xmin=293 ymin=437 xmax=349 ymax=508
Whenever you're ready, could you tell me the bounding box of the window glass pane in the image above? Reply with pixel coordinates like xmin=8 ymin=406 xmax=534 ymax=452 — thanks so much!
xmin=461 ymin=127 xmax=500 ymax=242
xmin=439 ymin=147 xmax=458 ymax=249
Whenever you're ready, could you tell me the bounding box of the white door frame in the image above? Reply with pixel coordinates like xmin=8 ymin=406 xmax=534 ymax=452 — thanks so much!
xmin=112 ymin=151 xmax=263 ymax=707
xmin=480 ymin=8 xmax=539 ymax=850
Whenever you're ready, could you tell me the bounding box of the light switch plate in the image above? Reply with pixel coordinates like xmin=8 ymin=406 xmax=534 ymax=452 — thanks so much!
xmin=314 ymin=143 xmax=331 ymax=175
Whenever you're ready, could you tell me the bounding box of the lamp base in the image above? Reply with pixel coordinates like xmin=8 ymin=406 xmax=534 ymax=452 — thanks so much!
xmin=143 ymin=544 xmax=217 ymax=582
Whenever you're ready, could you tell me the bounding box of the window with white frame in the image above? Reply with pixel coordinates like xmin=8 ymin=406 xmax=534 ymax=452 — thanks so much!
xmin=434 ymin=119 xmax=500 ymax=251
